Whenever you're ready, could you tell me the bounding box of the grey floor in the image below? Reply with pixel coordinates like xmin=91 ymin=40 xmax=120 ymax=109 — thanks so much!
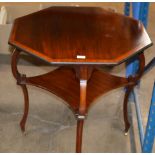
xmin=0 ymin=4 xmax=155 ymax=153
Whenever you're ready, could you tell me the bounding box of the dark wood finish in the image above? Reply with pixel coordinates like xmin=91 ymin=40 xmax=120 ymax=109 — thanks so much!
xmin=123 ymin=53 xmax=145 ymax=134
xmin=123 ymin=85 xmax=132 ymax=133
xmin=20 ymin=84 xmax=29 ymax=132
xmin=76 ymin=120 xmax=84 ymax=153
xmin=11 ymin=49 xmax=146 ymax=152
xmin=9 ymin=6 xmax=152 ymax=153
xmin=9 ymin=6 xmax=152 ymax=65
xmin=11 ymin=49 xmax=29 ymax=132
xmin=25 ymin=67 xmax=134 ymax=113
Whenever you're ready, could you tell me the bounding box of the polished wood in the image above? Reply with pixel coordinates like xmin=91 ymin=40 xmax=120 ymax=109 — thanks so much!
xmin=123 ymin=85 xmax=132 ymax=133
xmin=20 ymin=84 xmax=29 ymax=132
xmin=11 ymin=49 xmax=146 ymax=152
xmin=123 ymin=53 xmax=145 ymax=133
xmin=9 ymin=6 xmax=152 ymax=153
xmin=75 ymin=67 xmax=88 ymax=153
xmin=11 ymin=49 xmax=29 ymax=132
xmin=76 ymin=120 xmax=84 ymax=153
xmin=25 ymin=66 xmax=134 ymax=113
xmin=9 ymin=6 xmax=152 ymax=65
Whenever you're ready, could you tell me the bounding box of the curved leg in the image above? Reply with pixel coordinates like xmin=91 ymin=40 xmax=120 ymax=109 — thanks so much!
xmin=123 ymin=86 xmax=132 ymax=135
xmin=76 ymin=120 xmax=84 ymax=153
xmin=75 ymin=80 xmax=87 ymax=153
xmin=11 ymin=48 xmax=29 ymax=132
xmin=75 ymin=66 xmax=92 ymax=153
xmin=123 ymin=53 xmax=145 ymax=135
xmin=20 ymin=85 xmax=29 ymax=132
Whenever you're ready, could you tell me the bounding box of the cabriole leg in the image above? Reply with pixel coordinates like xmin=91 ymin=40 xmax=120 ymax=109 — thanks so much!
xmin=75 ymin=78 xmax=87 ymax=153
xmin=74 ymin=66 xmax=93 ymax=153
xmin=123 ymin=53 xmax=145 ymax=135
xmin=11 ymin=48 xmax=29 ymax=132
xmin=123 ymin=86 xmax=132 ymax=135
xmin=20 ymin=85 xmax=29 ymax=132
xmin=76 ymin=119 xmax=84 ymax=153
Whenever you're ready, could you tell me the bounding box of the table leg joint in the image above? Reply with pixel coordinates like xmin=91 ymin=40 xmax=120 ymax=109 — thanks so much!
xmin=17 ymin=74 xmax=27 ymax=85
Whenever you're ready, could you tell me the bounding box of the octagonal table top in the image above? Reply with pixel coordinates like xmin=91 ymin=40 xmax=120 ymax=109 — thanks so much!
xmin=9 ymin=6 xmax=152 ymax=65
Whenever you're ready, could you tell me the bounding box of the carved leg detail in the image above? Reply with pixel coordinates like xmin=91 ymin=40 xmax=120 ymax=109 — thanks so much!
xmin=123 ymin=86 xmax=132 ymax=134
xmin=76 ymin=120 xmax=84 ymax=153
xmin=20 ymin=84 xmax=29 ymax=132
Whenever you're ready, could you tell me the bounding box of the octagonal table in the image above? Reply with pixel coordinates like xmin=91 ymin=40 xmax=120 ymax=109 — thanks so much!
xmin=8 ymin=6 xmax=152 ymax=152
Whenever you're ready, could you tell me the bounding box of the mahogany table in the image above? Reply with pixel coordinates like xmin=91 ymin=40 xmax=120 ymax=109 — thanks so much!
xmin=8 ymin=6 xmax=152 ymax=153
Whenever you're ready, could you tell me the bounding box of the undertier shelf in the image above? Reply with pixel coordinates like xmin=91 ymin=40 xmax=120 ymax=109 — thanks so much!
xmin=26 ymin=67 xmax=131 ymax=113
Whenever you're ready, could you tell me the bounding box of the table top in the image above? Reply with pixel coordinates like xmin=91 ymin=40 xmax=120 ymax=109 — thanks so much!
xmin=9 ymin=6 xmax=152 ymax=65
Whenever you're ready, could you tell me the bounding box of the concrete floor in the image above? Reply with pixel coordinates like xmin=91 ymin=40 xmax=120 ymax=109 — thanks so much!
xmin=0 ymin=3 xmax=155 ymax=153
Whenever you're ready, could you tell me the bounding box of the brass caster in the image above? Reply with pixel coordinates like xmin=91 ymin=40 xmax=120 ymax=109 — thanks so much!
xmin=124 ymin=132 xmax=128 ymax=136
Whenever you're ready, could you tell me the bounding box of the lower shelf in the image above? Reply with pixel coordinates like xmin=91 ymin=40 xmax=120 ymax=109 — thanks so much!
xmin=26 ymin=67 xmax=132 ymax=114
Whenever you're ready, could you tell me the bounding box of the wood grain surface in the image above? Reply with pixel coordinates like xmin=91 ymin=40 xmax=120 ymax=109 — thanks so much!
xmin=9 ymin=6 xmax=152 ymax=65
